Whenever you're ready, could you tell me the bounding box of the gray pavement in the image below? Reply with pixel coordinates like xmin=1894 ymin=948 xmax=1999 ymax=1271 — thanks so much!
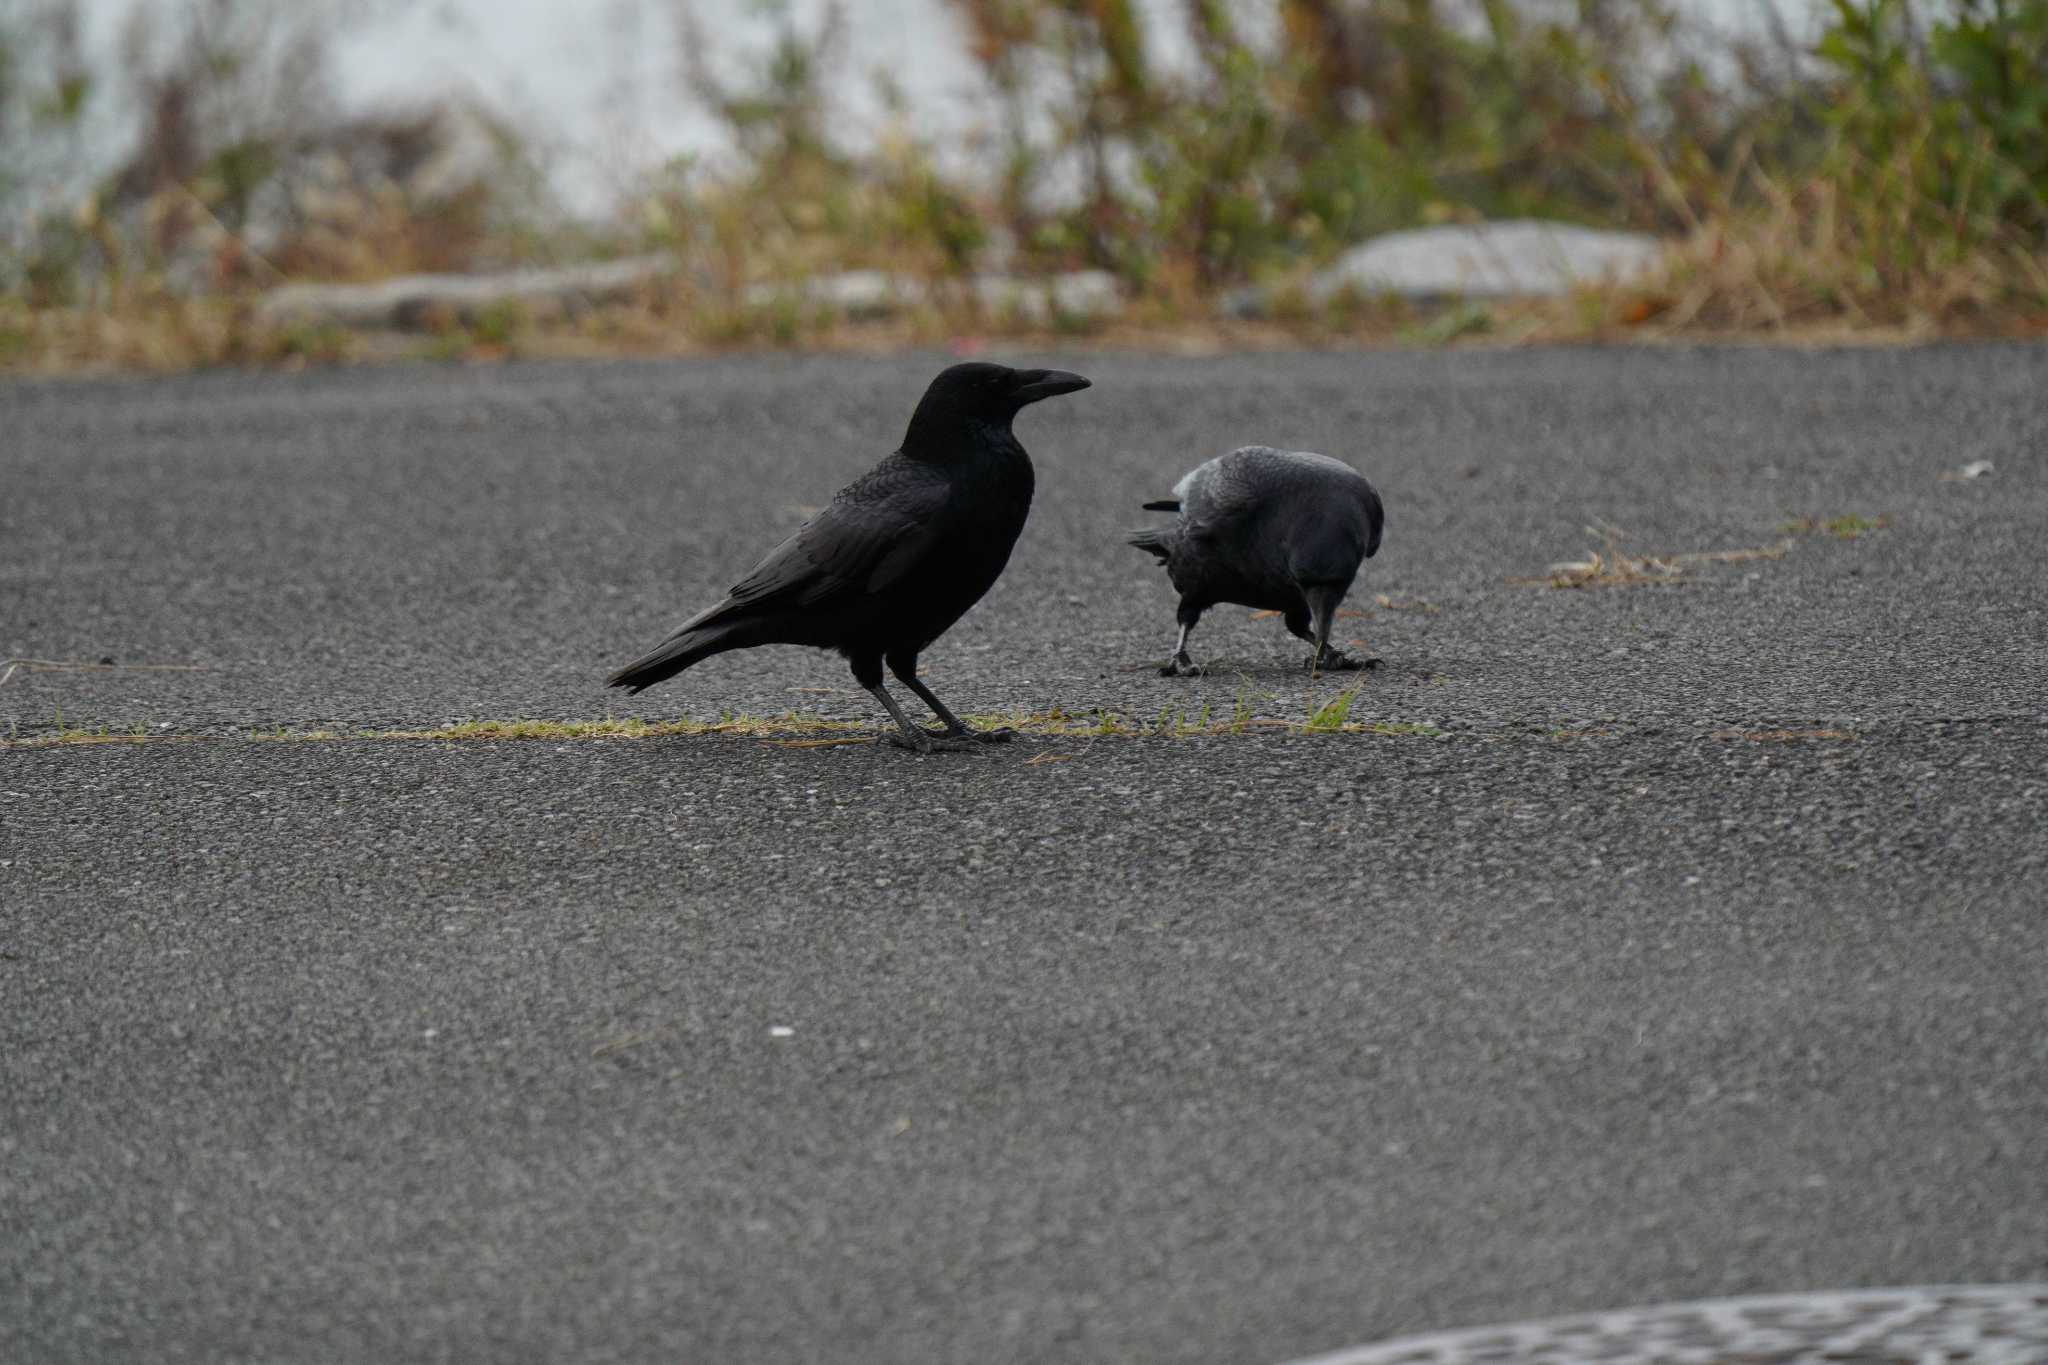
xmin=3 ymin=346 xmax=2046 ymax=1363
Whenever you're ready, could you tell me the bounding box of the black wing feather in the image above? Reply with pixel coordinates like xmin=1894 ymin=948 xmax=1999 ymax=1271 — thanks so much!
xmin=723 ymin=456 xmax=947 ymax=611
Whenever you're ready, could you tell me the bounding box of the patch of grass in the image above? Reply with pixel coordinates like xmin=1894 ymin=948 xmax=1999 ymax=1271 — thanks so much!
xmin=1402 ymin=301 xmax=1493 ymax=346
xmin=3 ymin=703 xmax=1456 ymax=750
xmin=21 ymin=700 xmax=145 ymax=746
xmin=1521 ymin=519 xmax=1682 ymax=590
xmin=470 ymin=299 xmax=528 ymax=352
xmin=1086 ymin=709 xmax=1135 ymax=737
xmin=1515 ymin=548 xmax=1685 ymax=590
xmin=1780 ymin=514 xmax=1891 ymax=539
xmin=276 ymin=321 xmax=356 ymax=364
xmin=389 ymin=714 xmax=863 ymax=742
xmin=1306 ymin=689 xmax=1359 ymax=732
xmin=1300 ymin=693 xmax=1442 ymax=738
xmin=1515 ymin=521 xmax=1792 ymax=589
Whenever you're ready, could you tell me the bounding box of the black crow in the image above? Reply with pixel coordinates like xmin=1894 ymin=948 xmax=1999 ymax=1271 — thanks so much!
xmin=1129 ymin=446 xmax=1384 ymax=676
xmin=607 ymin=362 xmax=1091 ymax=752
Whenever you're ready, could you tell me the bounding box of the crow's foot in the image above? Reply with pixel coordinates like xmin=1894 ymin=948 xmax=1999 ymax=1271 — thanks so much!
xmin=949 ymin=725 xmax=1015 ymax=744
xmin=1305 ymin=649 xmax=1381 ymax=674
xmin=884 ymin=727 xmax=992 ymax=755
xmin=1159 ymin=653 xmax=1206 ymax=678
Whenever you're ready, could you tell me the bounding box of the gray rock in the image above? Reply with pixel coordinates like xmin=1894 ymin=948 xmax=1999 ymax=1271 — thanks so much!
xmin=256 ymin=254 xmax=680 ymax=330
xmin=741 ymin=269 xmax=907 ymax=319
xmin=1219 ymin=219 xmax=1668 ymax=315
xmin=260 ymin=260 xmax=1124 ymax=333
xmin=742 ymin=269 xmax=1122 ymax=322
xmin=1308 ymin=219 xmax=1665 ymax=302
xmin=973 ymin=270 xmax=1122 ymax=321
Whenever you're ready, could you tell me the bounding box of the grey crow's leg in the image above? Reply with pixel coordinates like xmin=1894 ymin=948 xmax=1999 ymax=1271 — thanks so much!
xmin=1161 ymin=599 xmax=1207 ymax=677
xmin=1292 ymin=588 xmax=1378 ymax=675
xmin=887 ymin=650 xmax=1012 ymax=743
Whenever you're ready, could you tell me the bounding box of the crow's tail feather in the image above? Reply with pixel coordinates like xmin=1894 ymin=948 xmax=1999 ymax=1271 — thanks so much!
xmin=605 ymin=611 xmax=746 ymax=694
xmin=1127 ymin=525 xmax=1175 ymax=562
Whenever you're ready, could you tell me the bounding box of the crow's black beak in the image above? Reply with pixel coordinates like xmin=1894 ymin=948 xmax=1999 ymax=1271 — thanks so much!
xmin=1010 ymin=369 xmax=1092 ymax=405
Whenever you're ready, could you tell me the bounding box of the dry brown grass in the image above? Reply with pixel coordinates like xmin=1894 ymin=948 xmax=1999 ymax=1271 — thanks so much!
xmin=1512 ymin=521 xmax=1793 ymax=590
xmin=1710 ymin=727 xmax=1856 ymax=742
xmin=1 ymin=700 xmax=1459 ymax=750
xmin=7 ymin=243 xmax=2045 ymax=378
xmin=0 ymin=657 xmax=211 ymax=688
xmin=10 ymin=213 xmax=2045 ymax=379
xmin=1580 ymin=181 xmax=2048 ymax=343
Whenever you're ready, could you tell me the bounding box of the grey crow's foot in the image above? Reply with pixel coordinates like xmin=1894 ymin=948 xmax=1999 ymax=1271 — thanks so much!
xmin=1305 ymin=649 xmax=1381 ymax=673
xmin=1160 ymin=654 xmax=1206 ymax=678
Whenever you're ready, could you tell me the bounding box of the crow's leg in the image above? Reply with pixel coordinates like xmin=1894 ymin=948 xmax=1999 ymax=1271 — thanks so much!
xmin=1161 ymin=599 xmax=1207 ymax=677
xmin=1290 ymin=589 xmax=1378 ymax=675
xmin=850 ymin=653 xmax=978 ymax=754
xmin=886 ymin=650 xmax=1012 ymax=743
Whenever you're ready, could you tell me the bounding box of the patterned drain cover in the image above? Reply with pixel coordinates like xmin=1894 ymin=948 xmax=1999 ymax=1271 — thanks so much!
xmin=1285 ymin=1284 xmax=2048 ymax=1365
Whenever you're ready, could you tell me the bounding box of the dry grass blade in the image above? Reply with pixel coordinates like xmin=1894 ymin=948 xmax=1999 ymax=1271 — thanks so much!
xmin=1511 ymin=548 xmax=1683 ymax=589
xmin=1515 ymin=519 xmax=1796 ymax=589
xmin=13 ymin=732 xmax=162 ymax=747
xmin=590 ymin=1031 xmax=658 ymax=1058
xmin=1 ymin=658 xmax=210 ymax=688
xmin=1668 ymin=541 xmax=1792 ymax=565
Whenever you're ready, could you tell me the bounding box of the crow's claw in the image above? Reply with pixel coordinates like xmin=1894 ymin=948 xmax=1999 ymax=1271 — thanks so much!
xmin=1305 ymin=650 xmax=1381 ymax=673
xmin=884 ymin=728 xmax=989 ymax=754
xmin=1160 ymin=654 xmax=1206 ymax=678
xmin=954 ymin=726 xmax=1016 ymax=744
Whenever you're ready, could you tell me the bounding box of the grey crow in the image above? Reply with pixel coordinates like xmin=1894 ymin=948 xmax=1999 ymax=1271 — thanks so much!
xmin=1130 ymin=446 xmax=1384 ymax=676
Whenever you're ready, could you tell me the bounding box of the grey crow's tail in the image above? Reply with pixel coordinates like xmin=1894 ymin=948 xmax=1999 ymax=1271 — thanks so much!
xmin=1127 ymin=525 xmax=1175 ymax=562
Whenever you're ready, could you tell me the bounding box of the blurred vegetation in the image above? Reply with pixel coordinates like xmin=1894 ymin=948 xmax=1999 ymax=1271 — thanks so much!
xmin=3 ymin=0 xmax=2046 ymax=371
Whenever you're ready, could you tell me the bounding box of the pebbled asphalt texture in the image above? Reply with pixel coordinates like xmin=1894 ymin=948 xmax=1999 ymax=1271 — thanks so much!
xmin=3 ymin=346 xmax=2046 ymax=1363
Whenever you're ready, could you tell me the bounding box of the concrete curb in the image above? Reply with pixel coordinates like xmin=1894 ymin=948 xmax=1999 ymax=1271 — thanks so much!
xmin=1283 ymin=1285 xmax=2048 ymax=1365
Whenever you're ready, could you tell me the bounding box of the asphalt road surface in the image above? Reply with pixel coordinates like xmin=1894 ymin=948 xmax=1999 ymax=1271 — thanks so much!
xmin=4 ymin=346 xmax=2045 ymax=1363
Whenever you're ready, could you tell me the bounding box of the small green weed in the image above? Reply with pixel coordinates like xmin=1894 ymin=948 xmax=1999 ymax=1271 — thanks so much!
xmin=1306 ymin=689 xmax=1359 ymax=732
xmin=1404 ymin=302 xmax=1492 ymax=345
